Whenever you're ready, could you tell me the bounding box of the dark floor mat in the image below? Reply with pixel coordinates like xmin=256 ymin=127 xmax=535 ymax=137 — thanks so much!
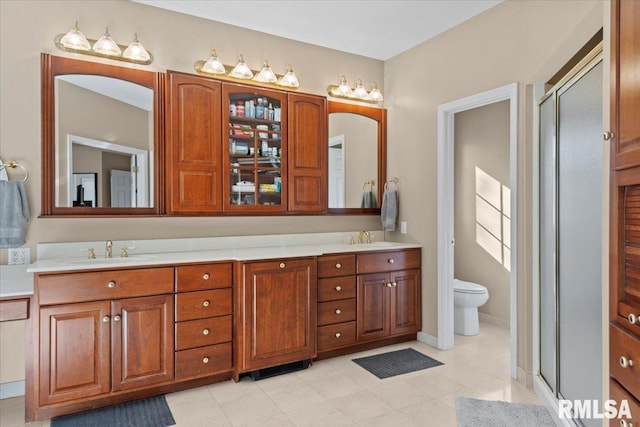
xmin=352 ymin=347 xmax=443 ymax=379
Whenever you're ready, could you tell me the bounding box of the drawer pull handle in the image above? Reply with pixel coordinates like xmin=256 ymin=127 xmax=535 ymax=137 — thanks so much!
xmin=629 ymin=313 xmax=638 ymax=325
xmin=335 ymin=332 xmax=341 ymax=338
xmin=335 ymin=285 xmax=342 ymax=291
xmin=619 ymin=356 xmax=634 ymax=369
xmin=102 ymin=316 xmax=110 ymax=323
xmin=203 ymin=300 xmax=210 ymax=307
xmin=280 ymin=263 xmax=286 ymax=269
xmin=386 ymin=283 xmax=393 ymax=288
xmin=202 ymin=329 xmax=210 ymax=336
xmin=388 ymin=259 xmax=395 ymax=264
xmin=335 ymin=309 xmax=342 ymax=315
xmin=336 ymin=263 xmax=342 ymax=269
xmin=113 ymin=315 xmax=121 ymax=322
xmin=203 ymin=273 xmax=210 ymax=280
xmin=202 ymin=357 xmax=209 ymax=364
xmin=107 ymin=281 xmax=116 ymax=288
xmin=620 ymin=420 xmax=633 ymax=427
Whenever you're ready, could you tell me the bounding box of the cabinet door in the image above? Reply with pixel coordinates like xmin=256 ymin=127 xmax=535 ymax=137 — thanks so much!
xmin=166 ymin=71 xmax=223 ymax=213
xmin=357 ymin=272 xmax=390 ymax=342
xmin=111 ymin=295 xmax=174 ymax=391
xmin=611 ymin=0 xmax=640 ymax=169
xmin=39 ymin=301 xmax=110 ymax=405
xmin=389 ymin=269 xmax=421 ymax=336
xmin=287 ymin=93 xmax=327 ymax=213
xmin=240 ymin=259 xmax=316 ymax=371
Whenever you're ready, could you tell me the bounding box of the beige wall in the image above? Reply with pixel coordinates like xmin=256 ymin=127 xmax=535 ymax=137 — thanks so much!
xmin=454 ymin=101 xmax=510 ymax=323
xmin=384 ymin=0 xmax=603 ymax=378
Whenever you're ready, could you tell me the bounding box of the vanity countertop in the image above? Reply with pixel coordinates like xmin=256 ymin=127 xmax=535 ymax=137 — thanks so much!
xmin=0 ymin=265 xmax=34 ymax=298
xmin=27 ymin=232 xmax=422 ymax=274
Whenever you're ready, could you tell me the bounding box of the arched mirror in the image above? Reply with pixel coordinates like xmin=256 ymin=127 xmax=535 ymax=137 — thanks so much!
xmin=327 ymin=101 xmax=386 ymax=214
xmin=41 ymin=53 xmax=164 ymax=215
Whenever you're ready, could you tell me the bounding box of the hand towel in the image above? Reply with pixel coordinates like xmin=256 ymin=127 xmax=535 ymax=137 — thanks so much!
xmin=360 ymin=190 xmax=377 ymax=208
xmin=381 ymin=189 xmax=398 ymax=231
xmin=0 ymin=180 xmax=29 ymax=248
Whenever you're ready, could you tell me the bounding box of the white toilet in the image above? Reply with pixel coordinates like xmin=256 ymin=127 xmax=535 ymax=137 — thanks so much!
xmin=453 ymin=279 xmax=489 ymax=336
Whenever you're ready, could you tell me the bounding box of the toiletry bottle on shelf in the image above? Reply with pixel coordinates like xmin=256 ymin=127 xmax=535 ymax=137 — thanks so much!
xmin=261 ymin=140 xmax=269 ymax=157
xmin=263 ymin=100 xmax=269 ymax=120
xmin=256 ymin=98 xmax=264 ymax=119
xmin=229 ymin=102 xmax=236 ymax=117
xmin=274 ymin=107 xmax=281 ymax=122
xmin=268 ymin=103 xmax=274 ymax=121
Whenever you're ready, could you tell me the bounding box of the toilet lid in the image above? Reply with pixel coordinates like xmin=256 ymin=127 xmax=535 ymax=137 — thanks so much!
xmin=454 ymin=280 xmax=488 ymax=294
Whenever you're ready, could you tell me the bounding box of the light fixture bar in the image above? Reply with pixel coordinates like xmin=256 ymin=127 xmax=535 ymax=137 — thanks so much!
xmin=327 ymin=76 xmax=383 ymax=104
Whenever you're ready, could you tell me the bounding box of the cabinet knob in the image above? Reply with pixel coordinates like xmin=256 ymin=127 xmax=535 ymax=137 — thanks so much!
xmin=386 ymin=283 xmax=393 ymax=288
xmin=628 ymin=313 xmax=638 ymax=325
xmin=335 ymin=263 xmax=342 ymax=269
xmin=202 ymin=329 xmax=210 ymax=336
xmin=387 ymin=259 xmax=395 ymax=264
xmin=619 ymin=356 xmax=634 ymax=369
xmin=392 ymin=281 xmax=397 ymax=287
xmin=113 ymin=315 xmax=121 ymax=322
xmin=203 ymin=273 xmax=210 ymax=280
xmin=603 ymin=131 xmax=614 ymax=141
xmin=620 ymin=420 xmax=633 ymax=427
xmin=335 ymin=332 xmax=341 ymax=338
xmin=335 ymin=285 xmax=342 ymax=291
xmin=203 ymin=300 xmax=210 ymax=307
xmin=102 ymin=316 xmax=110 ymax=323
xmin=335 ymin=309 xmax=342 ymax=315
xmin=107 ymin=281 xmax=116 ymax=288
xmin=279 ymin=262 xmax=285 ymax=269
xmin=202 ymin=357 xmax=209 ymax=364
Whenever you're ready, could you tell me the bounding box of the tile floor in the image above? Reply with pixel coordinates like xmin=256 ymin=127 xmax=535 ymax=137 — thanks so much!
xmin=1 ymin=322 xmax=541 ymax=426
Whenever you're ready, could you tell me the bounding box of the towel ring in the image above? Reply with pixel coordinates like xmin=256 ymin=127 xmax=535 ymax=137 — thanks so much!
xmin=384 ymin=177 xmax=398 ymax=191
xmin=0 ymin=160 xmax=29 ymax=182
xmin=363 ymin=179 xmax=375 ymax=191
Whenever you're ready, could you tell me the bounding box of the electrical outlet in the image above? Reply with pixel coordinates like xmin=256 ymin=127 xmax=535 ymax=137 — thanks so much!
xmin=400 ymin=221 xmax=408 ymax=234
xmin=8 ymin=247 xmax=30 ymax=265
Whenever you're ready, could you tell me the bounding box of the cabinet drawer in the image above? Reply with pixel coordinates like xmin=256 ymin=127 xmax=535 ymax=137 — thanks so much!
xmin=175 ymin=342 xmax=232 ymax=380
xmin=176 ymin=315 xmax=232 ymax=350
xmin=357 ymin=249 xmax=421 ymax=274
xmin=37 ymin=268 xmax=174 ymax=305
xmin=318 ymin=321 xmax=356 ymax=351
xmin=0 ymin=298 xmax=29 ymax=321
xmin=176 ymin=289 xmax=232 ymax=321
xmin=610 ymin=323 xmax=640 ymax=398
xmin=318 ymin=276 xmax=356 ymax=302
xmin=609 ymin=378 xmax=639 ymax=426
xmin=176 ymin=263 xmax=232 ymax=292
xmin=617 ymin=301 xmax=640 ymax=337
xmin=318 ymin=254 xmax=356 ymax=278
xmin=318 ymin=299 xmax=356 ymax=326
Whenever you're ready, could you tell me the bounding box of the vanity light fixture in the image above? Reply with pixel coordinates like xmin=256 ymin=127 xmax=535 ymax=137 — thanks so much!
xmin=327 ymin=75 xmax=383 ymax=104
xmin=54 ymin=21 xmax=154 ymax=65
xmin=194 ymin=50 xmax=300 ymax=90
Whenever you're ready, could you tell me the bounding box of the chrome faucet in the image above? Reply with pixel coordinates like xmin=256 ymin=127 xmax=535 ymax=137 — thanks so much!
xmin=105 ymin=240 xmax=113 ymax=258
xmin=358 ymin=231 xmax=371 ymax=244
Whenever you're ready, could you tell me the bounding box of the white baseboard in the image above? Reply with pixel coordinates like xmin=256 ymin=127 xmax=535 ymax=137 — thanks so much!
xmin=0 ymin=380 xmax=24 ymax=399
xmin=479 ymin=312 xmax=510 ymax=329
xmin=534 ymin=376 xmax=578 ymax=427
xmin=517 ymin=367 xmax=534 ymax=387
xmin=417 ymin=331 xmax=439 ymax=348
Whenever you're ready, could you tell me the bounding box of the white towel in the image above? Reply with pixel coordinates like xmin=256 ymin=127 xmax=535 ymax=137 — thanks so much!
xmin=381 ymin=189 xmax=398 ymax=231
xmin=0 ymin=181 xmax=29 ymax=248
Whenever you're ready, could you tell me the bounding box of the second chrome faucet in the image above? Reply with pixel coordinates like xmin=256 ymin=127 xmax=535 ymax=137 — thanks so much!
xmin=105 ymin=240 xmax=113 ymax=258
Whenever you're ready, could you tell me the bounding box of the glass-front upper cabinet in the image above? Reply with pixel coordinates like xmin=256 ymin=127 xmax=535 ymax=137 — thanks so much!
xmin=223 ymin=84 xmax=287 ymax=212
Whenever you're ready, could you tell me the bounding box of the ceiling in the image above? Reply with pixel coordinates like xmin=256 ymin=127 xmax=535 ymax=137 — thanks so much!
xmin=131 ymin=0 xmax=503 ymax=60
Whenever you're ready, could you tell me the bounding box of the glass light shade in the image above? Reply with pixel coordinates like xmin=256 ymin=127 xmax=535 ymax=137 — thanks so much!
xmin=277 ymin=64 xmax=299 ymax=88
xmin=331 ymin=75 xmax=352 ymax=97
xmin=229 ymin=54 xmax=253 ymax=79
xmin=93 ymin=28 xmax=121 ymax=56
xmin=122 ymin=33 xmax=150 ymax=62
xmin=60 ymin=21 xmax=91 ymax=51
xmin=352 ymin=79 xmax=369 ymax=99
xmin=253 ymin=60 xmax=278 ymax=83
xmin=201 ymin=49 xmax=226 ymax=74
xmin=368 ymin=83 xmax=384 ymax=102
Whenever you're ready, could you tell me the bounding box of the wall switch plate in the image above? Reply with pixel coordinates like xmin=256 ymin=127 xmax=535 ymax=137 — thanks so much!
xmin=8 ymin=247 xmax=30 ymax=265
xmin=400 ymin=221 xmax=407 ymax=234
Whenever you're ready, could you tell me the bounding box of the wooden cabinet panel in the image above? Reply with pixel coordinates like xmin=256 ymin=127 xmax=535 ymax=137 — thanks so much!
xmin=175 ymin=343 xmax=232 ymax=380
xmin=610 ymin=323 xmax=640 ymax=399
xmin=318 ymin=321 xmax=356 ymax=352
xmin=610 ymin=378 xmax=639 ymax=426
xmin=166 ymin=71 xmax=223 ymax=213
xmin=318 ymin=276 xmax=356 ymax=302
xmin=318 ymin=299 xmax=356 ymax=326
xmin=176 ymin=288 xmax=232 ymax=321
xmin=39 ymin=301 xmax=110 ymax=405
xmin=176 ymin=315 xmax=232 ymax=351
xmin=357 ymin=272 xmax=389 ymax=342
xmin=357 ymin=249 xmax=421 ymax=274
xmin=239 ymin=258 xmax=316 ymax=371
xmin=611 ymin=0 xmax=640 ymax=169
xmin=317 ymin=254 xmax=356 ymax=278
xmin=287 ymin=93 xmax=327 ymax=212
xmin=111 ymin=295 xmax=174 ymax=392
xmin=389 ymin=269 xmax=421 ymax=336
xmin=0 ymin=297 xmax=29 ymax=321
xmin=176 ymin=263 xmax=233 ymax=292
xmin=37 ymin=268 xmax=174 ymax=305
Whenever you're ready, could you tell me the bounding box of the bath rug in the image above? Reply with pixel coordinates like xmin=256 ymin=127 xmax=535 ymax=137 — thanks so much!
xmin=352 ymin=347 xmax=443 ymax=379
xmin=456 ymin=397 xmax=556 ymax=427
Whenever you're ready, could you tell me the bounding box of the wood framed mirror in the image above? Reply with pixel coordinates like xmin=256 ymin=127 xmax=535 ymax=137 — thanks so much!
xmin=41 ymin=53 xmax=164 ymax=216
xmin=327 ymin=101 xmax=386 ymax=214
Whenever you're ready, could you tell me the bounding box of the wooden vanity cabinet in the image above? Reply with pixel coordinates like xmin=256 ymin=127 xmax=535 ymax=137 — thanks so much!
xmin=235 ymin=258 xmax=316 ymax=375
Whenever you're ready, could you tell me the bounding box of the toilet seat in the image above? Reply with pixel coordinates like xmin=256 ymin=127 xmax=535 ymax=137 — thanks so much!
xmin=453 ymin=279 xmax=488 ymax=294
